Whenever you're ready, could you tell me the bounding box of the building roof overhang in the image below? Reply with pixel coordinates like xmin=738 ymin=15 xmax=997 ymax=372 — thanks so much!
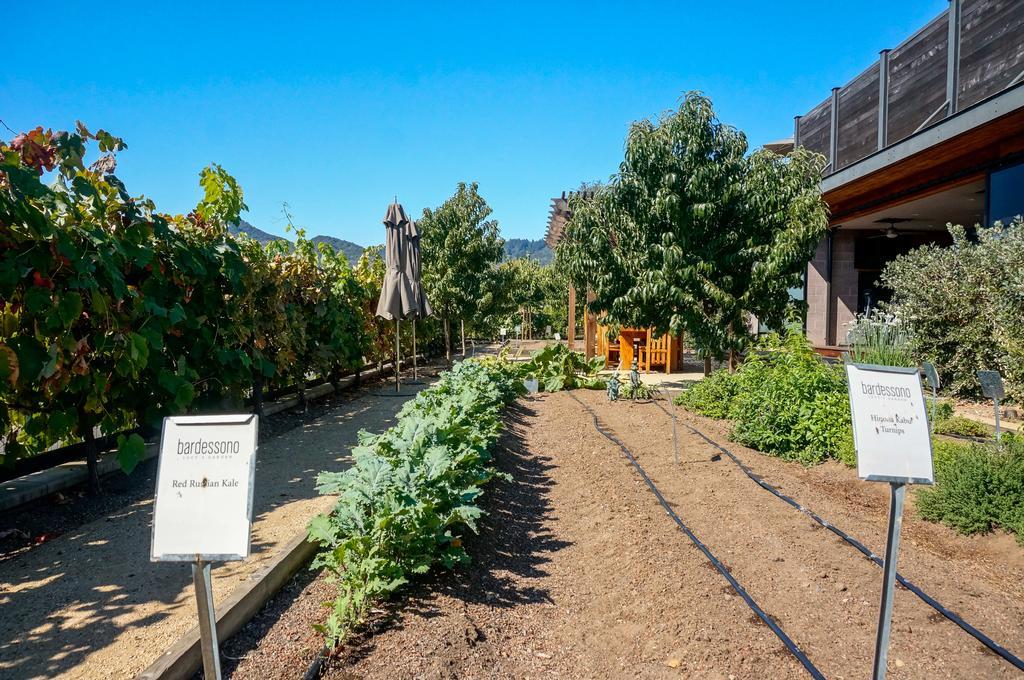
xmin=823 ymin=84 xmax=1024 ymax=224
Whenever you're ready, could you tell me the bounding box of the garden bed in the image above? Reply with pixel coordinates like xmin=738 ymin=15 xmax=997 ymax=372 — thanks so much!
xmin=216 ymin=390 xmax=1024 ymax=679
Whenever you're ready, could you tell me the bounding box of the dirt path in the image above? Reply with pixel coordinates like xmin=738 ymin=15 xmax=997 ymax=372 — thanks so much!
xmin=0 ymin=366 xmax=444 ymax=680
xmin=217 ymin=390 xmax=1024 ymax=679
xmin=582 ymin=391 xmax=1024 ymax=679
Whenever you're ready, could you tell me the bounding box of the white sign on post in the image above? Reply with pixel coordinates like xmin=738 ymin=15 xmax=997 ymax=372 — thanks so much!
xmin=151 ymin=414 xmax=259 ymax=561
xmin=845 ymin=363 xmax=934 ymax=485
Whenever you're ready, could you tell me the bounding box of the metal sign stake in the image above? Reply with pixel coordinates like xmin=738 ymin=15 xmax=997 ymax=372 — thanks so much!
xmin=993 ymin=397 xmax=1002 ymax=443
xmin=872 ymin=482 xmax=906 ymax=680
xmin=193 ymin=559 xmax=222 ymax=680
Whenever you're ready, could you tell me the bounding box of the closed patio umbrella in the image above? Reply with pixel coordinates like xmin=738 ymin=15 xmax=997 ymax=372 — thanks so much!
xmin=403 ymin=216 xmax=431 ymax=379
xmin=376 ymin=201 xmax=416 ymax=389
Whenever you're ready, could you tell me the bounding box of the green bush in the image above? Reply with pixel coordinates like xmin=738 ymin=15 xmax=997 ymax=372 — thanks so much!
xmin=307 ymin=359 xmax=523 ymax=646
xmin=917 ymin=437 xmax=1024 ymax=544
xmin=934 ymin=416 xmax=991 ymax=438
xmin=621 ymin=381 xmax=657 ymax=401
xmin=730 ymin=331 xmax=852 ymax=464
xmin=926 ymin=398 xmax=955 ymax=423
xmin=521 ymin=343 xmax=604 ymax=391
xmin=674 ymin=330 xmax=855 ymax=465
xmin=674 ymin=368 xmax=740 ymax=418
xmin=882 ymin=219 xmax=1024 ymax=400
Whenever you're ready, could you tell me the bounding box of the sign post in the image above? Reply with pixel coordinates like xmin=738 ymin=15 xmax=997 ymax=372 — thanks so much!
xmin=922 ymin=361 xmax=939 ymax=433
xmin=845 ymin=364 xmax=933 ymax=680
xmin=151 ymin=414 xmax=259 ymax=680
xmin=977 ymin=370 xmax=1004 ymax=442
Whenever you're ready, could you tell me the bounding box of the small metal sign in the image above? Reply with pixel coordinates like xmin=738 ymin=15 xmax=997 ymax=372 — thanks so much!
xmin=922 ymin=362 xmax=939 ymax=391
xmin=977 ymin=370 xmax=1005 ymax=441
xmin=977 ymin=370 xmax=1004 ymax=400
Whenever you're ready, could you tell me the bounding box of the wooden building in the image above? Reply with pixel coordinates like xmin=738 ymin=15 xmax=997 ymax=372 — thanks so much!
xmin=793 ymin=0 xmax=1024 ymax=353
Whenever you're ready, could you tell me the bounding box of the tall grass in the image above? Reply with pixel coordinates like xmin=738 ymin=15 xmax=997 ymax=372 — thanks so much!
xmin=845 ymin=312 xmax=914 ymax=367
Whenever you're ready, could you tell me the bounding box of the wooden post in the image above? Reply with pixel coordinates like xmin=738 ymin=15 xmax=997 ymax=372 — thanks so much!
xmin=584 ymin=288 xmax=597 ymax=360
xmin=567 ymin=283 xmax=576 ymax=350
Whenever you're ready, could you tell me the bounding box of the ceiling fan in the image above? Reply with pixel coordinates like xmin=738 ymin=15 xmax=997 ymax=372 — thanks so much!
xmin=868 ymin=217 xmax=930 ymax=240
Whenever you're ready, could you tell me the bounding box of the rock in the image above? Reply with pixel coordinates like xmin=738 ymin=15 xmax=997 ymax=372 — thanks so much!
xmin=894 ymin=658 xmax=905 ymax=668
xmin=835 ymin=583 xmax=848 ymax=592
xmin=665 ymin=658 xmax=682 ymax=668
xmin=535 ymin=652 xmax=552 ymax=659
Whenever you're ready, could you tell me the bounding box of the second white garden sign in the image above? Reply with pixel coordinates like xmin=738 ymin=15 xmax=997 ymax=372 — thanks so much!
xmin=845 ymin=362 xmax=934 ymax=680
xmin=846 ymin=363 xmax=934 ymax=485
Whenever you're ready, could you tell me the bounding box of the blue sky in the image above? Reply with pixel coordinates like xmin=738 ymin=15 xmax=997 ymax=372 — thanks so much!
xmin=2 ymin=1 xmax=947 ymax=245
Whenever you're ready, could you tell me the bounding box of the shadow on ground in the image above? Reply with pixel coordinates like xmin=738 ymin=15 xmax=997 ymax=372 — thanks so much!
xmin=310 ymin=400 xmax=570 ymax=666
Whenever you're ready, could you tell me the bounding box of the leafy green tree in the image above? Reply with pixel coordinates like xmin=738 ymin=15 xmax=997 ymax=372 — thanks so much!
xmin=419 ymin=182 xmax=504 ymax=362
xmin=557 ymin=92 xmax=828 ymax=371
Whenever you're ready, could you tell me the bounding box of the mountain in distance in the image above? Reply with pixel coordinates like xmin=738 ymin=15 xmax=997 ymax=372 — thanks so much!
xmin=504 ymin=238 xmax=553 ymax=265
xmin=310 ymin=235 xmax=366 ymax=265
xmin=228 ymin=219 xmax=283 ymax=245
xmin=227 ymin=220 xmax=366 ymax=265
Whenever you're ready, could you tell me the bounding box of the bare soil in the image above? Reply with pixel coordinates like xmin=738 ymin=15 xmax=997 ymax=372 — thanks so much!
xmin=221 ymin=391 xmax=1024 ymax=679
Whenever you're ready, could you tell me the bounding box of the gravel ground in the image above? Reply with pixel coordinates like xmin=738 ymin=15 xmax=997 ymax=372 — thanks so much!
xmin=220 ymin=390 xmax=1024 ymax=680
xmin=0 ymin=370 xmax=405 ymax=567
xmin=0 ymin=361 xmax=447 ymax=680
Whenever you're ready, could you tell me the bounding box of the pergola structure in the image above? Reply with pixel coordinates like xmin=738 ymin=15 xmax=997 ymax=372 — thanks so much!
xmin=545 ymin=190 xmax=597 ymax=357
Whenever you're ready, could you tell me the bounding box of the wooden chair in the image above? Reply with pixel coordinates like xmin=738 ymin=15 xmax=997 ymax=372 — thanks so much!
xmin=639 ymin=328 xmax=671 ymax=374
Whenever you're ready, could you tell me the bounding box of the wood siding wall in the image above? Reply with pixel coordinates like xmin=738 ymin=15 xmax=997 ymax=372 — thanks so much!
xmin=959 ymin=0 xmax=1024 ymax=109
xmin=796 ymin=1 xmax=1023 ymax=176
xmin=836 ymin=64 xmax=880 ymax=170
xmin=796 ymin=99 xmax=831 ymax=162
xmin=887 ymin=14 xmax=949 ymax=146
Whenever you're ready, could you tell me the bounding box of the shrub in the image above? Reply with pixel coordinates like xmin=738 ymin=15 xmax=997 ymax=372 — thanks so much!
xmin=882 ymin=219 xmax=1024 ymax=400
xmin=917 ymin=437 xmax=1024 ymax=544
xmin=926 ymin=398 xmax=956 ymax=423
xmin=730 ymin=331 xmax=852 ymax=464
xmin=307 ymin=359 xmax=523 ymax=646
xmin=620 ymin=380 xmax=657 ymax=401
xmin=934 ymin=416 xmax=991 ymax=438
xmin=674 ymin=368 xmax=740 ymax=418
xmin=521 ymin=343 xmax=604 ymax=391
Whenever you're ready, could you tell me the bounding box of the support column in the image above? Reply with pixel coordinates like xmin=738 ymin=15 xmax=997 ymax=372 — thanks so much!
xmin=878 ymin=49 xmax=890 ymax=150
xmin=567 ymin=283 xmax=576 ymax=350
xmin=946 ymin=0 xmax=962 ymax=116
xmin=584 ymin=288 xmax=597 ymax=360
xmin=829 ymin=87 xmax=840 ymax=171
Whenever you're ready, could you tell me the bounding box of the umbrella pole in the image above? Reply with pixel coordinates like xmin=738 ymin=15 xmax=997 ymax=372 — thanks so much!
xmin=413 ymin=320 xmax=418 ymax=380
xmin=395 ymin=319 xmax=400 ymax=392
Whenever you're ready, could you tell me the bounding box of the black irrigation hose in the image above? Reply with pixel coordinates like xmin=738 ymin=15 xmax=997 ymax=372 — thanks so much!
xmin=649 ymin=399 xmax=1024 ymax=673
xmin=567 ymin=392 xmax=827 ymax=680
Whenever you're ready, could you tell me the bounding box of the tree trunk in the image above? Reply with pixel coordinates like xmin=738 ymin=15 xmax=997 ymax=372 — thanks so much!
xmin=83 ymin=424 xmax=101 ymax=496
xmin=444 ymin=318 xmax=452 ymax=366
xmin=704 ymin=355 xmax=712 ymax=377
xmin=461 ymin=319 xmax=466 ymax=357
xmin=728 ymin=350 xmax=737 ymax=372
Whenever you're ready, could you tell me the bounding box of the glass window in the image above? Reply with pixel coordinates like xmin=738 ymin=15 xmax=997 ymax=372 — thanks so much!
xmin=989 ymin=161 xmax=1024 ymax=226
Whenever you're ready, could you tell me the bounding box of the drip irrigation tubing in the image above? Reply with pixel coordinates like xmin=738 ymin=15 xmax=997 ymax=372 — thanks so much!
xmin=648 ymin=397 xmax=1024 ymax=673
xmin=566 ymin=392 xmax=827 ymax=680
